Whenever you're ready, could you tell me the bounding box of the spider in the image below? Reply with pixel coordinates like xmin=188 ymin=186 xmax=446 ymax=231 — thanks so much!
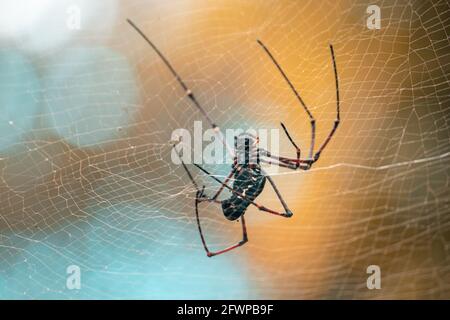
xmin=127 ymin=19 xmax=340 ymax=257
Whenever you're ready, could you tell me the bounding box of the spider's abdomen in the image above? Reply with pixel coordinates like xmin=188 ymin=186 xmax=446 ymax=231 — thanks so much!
xmin=222 ymin=166 xmax=266 ymax=221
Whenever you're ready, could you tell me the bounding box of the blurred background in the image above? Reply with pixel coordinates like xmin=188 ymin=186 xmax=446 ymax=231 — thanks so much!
xmin=0 ymin=0 xmax=449 ymax=299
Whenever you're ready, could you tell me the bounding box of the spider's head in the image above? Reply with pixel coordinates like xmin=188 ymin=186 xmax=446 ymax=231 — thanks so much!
xmin=235 ymin=132 xmax=259 ymax=166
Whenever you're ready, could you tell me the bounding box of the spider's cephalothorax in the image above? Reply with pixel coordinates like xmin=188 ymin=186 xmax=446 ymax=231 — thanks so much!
xmin=127 ymin=18 xmax=341 ymax=257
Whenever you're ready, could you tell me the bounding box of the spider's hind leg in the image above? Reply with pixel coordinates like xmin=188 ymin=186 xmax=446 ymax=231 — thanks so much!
xmin=262 ymin=169 xmax=294 ymax=218
xmin=194 ymin=187 xmax=249 ymax=258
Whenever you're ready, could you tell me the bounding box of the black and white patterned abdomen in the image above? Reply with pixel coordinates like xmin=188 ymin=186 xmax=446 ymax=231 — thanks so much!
xmin=221 ymin=166 xmax=266 ymax=220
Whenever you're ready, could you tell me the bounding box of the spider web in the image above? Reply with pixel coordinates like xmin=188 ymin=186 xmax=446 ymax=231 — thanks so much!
xmin=0 ymin=0 xmax=449 ymax=299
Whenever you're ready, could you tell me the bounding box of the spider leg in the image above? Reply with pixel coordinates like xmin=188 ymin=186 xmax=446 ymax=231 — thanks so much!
xmin=196 ymin=195 xmax=248 ymax=257
xmin=259 ymin=149 xmax=312 ymax=170
xmin=127 ymin=19 xmax=235 ymax=159
xmin=210 ymin=166 xmax=237 ymax=200
xmin=172 ymin=140 xmax=235 ymax=197
xmin=260 ymin=123 xmax=303 ymax=169
xmin=172 ymin=146 xmax=247 ymax=257
xmin=257 ymin=41 xmax=341 ymax=164
xmin=171 ymin=144 xmax=204 ymax=196
xmin=262 ymin=169 xmax=293 ymax=217
xmin=312 ymin=44 xmax=340 ymax=162
xmin=280 ymin=122 xmax=301 ymax=168
xmin=257 ymin=39 xmax=316 ymax=159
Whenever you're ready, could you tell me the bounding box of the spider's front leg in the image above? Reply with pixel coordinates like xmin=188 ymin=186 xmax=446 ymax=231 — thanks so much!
xmin=260 ymin=149 xmax=313 ymax=171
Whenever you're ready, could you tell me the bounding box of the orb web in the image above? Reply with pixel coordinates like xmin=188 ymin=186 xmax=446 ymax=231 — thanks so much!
xmin=0 ymin=0 xmax=449 ymax=299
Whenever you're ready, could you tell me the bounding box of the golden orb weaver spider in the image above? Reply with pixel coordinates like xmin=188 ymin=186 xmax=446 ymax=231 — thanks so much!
xmin=127 ymin=19 xmax=340 ymax=257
